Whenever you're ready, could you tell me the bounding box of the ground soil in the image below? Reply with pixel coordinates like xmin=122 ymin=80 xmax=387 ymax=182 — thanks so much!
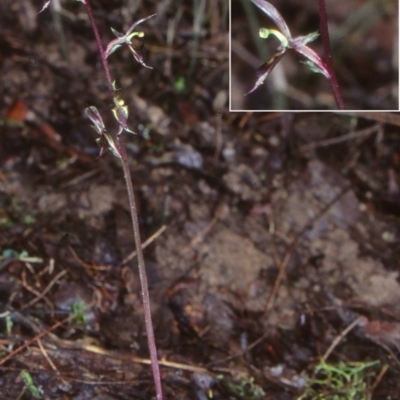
xmin=1 ymin=1 xmax=400 ymax=399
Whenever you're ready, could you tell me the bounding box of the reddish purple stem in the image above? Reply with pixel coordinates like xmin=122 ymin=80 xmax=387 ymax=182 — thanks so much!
xmin=317 ymin=0 xmax=345 ymax=110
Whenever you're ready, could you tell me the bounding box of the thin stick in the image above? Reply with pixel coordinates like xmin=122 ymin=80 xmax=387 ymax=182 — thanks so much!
xmin=68 ymin=225 xmax=166 ymax=269
xmin=321 ymin=317 xmax=363 ymax=362
xmin=37 ymin=338 xmax=58 ymax=372
xmin=369 ymin=363 xmax=389 ymax=395
xmin=0 ymin=316 xmax=70 ymax=367
xmin=300 ymin=124 xmax=380 ymax=151
xmin=121 ymin=225 xmax=167 ymax=265
xmin=20 ymin=270 xmax=67 ymax=310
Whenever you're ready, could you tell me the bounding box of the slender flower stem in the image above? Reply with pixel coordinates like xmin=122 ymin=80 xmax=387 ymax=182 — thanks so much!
xmin=118 ymin=135 xmax=163 ymax=400
xmin=82 ymin=1 xmax=163 ymax=399
xmin=317 ymin=0 xmax=344 ymax=110
xmin=83 ymin=0 xmax=113 ymax=95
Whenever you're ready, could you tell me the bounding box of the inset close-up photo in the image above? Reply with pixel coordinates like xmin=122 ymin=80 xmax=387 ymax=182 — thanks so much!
xmin=230 ymin=0 xmax=399 ymax=111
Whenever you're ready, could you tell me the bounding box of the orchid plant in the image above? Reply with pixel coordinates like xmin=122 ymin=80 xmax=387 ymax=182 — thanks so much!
xmin=247 ymin=0 xmax=344 ymax=109
xmin=39 ymin=1 xmax=164 ymax=399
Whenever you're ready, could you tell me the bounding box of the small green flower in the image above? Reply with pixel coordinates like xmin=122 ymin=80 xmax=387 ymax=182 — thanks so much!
xmin=112 ymin=96 xmax=135 ymax=135
xmin=247 ymin=0 xmax=329 ymax=95
xmin=85 ymin=106 xmax=121 ymax=158
xmin=105 ymin=14 xmax=156 ymax=69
